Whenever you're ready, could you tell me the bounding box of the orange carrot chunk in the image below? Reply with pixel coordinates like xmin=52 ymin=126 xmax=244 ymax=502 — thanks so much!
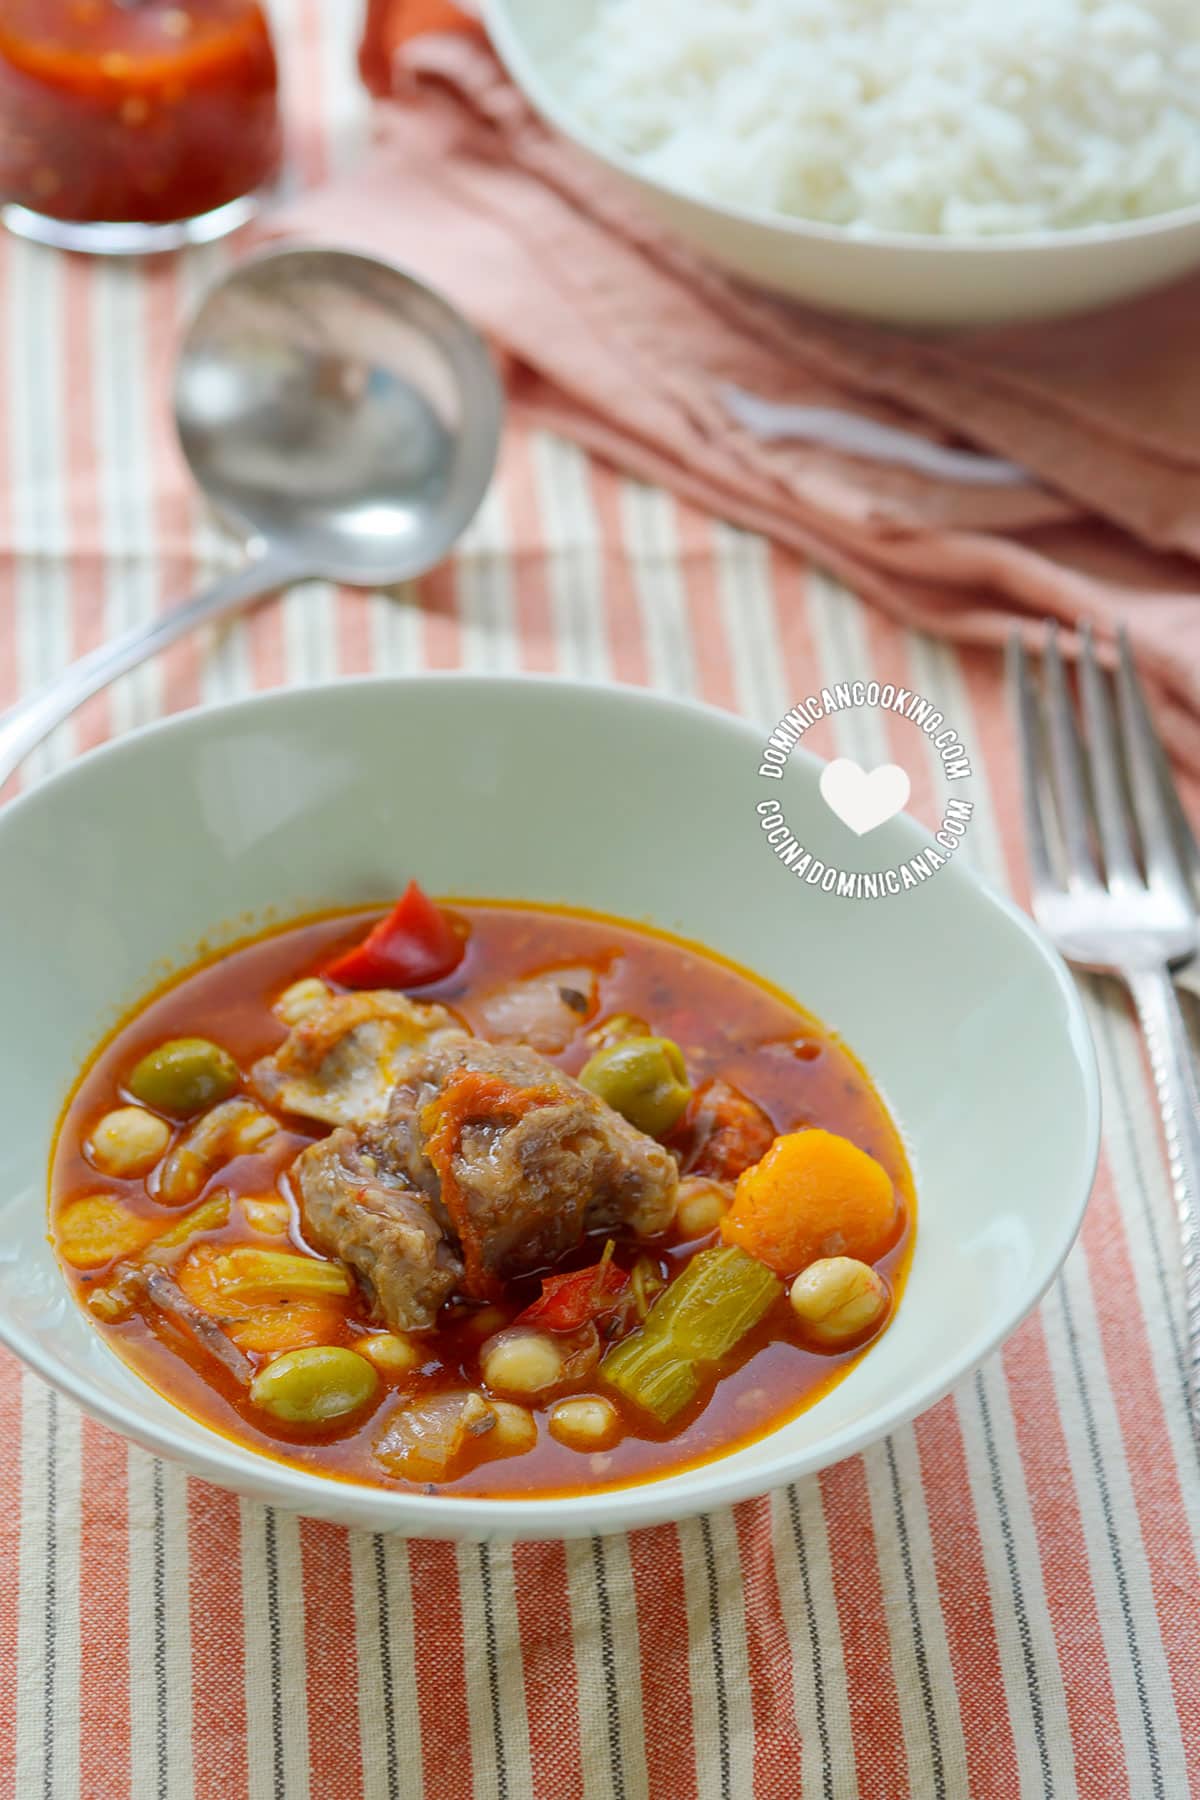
xmin=720 ymin=1128 xmax=897 ymax=1279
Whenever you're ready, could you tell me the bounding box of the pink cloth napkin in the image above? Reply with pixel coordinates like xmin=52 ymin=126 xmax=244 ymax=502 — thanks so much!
xmin=279 ymin=31 xmax=1200 ymax=773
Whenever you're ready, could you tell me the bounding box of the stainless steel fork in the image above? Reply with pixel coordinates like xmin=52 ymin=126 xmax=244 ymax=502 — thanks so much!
xmin=1010 ymin=625 xmax=1200 ymax=1419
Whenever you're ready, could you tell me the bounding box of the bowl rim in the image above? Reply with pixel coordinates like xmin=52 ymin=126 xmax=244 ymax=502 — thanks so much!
xmin=483 ymin=0 xmax=1200 ymax=259
xmin=0 ymin=672 xmax=1102 ymax=1534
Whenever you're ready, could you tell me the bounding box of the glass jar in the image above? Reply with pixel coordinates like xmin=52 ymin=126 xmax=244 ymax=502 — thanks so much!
xmin=0 ymin=0 xmax=282 ymax=254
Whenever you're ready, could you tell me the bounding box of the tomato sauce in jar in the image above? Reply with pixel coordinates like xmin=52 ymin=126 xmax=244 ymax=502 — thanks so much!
xmin=0 ymin=0 xmax=281 ymax=248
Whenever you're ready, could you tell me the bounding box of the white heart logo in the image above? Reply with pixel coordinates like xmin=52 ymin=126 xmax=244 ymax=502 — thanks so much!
xmin=819 ymin=758 xmax=910 ymax=836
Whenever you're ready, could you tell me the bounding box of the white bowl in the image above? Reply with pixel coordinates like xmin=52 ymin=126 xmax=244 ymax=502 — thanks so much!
xmin=0 ymin=676 xmax=1098 ymax=1540
xmin=485 ymin=0 xmax=1200 ymax=327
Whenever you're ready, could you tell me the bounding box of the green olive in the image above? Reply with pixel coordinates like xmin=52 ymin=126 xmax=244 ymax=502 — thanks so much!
xmin=580 ymin=1034 xmax=692 ymax=1137
xmin=128 ymin=1037 xmax=240 ymax=1118
xmin=249 ymin=1346 xmax=379 ymax=1425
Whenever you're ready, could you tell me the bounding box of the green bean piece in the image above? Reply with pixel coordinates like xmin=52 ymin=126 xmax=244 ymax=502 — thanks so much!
xmin=249 ymin=1346 xmax=378 ymax=1425
xmin=128 ymin=1038 xmax=240 ymax=1118
xmin=579 ymin=1035 xmax=692 ymax=1137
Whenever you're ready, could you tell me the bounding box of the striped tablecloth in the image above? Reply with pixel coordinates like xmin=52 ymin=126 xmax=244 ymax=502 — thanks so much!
xmin=3 ymin=8 xmax=1200 ymax=1797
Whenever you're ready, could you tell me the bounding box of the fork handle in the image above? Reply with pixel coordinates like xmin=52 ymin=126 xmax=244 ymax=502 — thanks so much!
xmin=1126 ymin=966 xmax=1200 ymax=1416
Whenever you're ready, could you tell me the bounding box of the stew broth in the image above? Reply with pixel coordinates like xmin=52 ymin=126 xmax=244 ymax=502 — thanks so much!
xmin=50 ymin=902 xmax=914 ymax=1497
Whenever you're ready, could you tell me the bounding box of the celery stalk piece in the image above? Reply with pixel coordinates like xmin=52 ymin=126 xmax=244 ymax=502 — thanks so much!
xmin=652 ymin=1245 xmax=783 ymax=1361
xmin=205 ymin=1247 xmax=351 ymax=1302
xmin=600 ymin=1331 xmax=700 ymax=1423
xmin=600 ymin=1245 xmax=783 ymax=1422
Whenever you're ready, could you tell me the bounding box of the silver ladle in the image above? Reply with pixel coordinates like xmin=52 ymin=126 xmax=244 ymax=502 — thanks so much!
xmin=0 ymin=245 xmax=503 ymax=788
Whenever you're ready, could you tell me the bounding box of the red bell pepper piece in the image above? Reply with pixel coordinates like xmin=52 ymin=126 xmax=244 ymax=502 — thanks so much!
xmin=324 ymin=881 xmax=465 ymax=990
xmin=517 ymin=1257 xmax=630 ymax=1333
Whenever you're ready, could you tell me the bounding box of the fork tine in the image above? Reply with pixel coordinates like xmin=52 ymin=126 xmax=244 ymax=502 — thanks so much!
xmin=1116 ymin=628 xmax=1192 ymax=902
xmin=1043 ymin=626 xmax=1101 ymax=888
xmin=1156 ymin=732 xmax=1200 ymax=895
xmin=1008 ymin=632 xmax=1057 ymax=897
xmin=1079 ymin=622 xmax=1139 ymax=889
xmin=1120 ymin=629 xmax=1200 ymax=897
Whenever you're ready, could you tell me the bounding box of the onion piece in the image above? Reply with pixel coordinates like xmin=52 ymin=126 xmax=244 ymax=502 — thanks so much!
xmin=374 ymin=1391 xmax=497 ymax=1484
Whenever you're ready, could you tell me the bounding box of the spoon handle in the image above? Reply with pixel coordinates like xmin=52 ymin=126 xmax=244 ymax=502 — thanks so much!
xmin=0 ymin=546 xmax=301 ymax=794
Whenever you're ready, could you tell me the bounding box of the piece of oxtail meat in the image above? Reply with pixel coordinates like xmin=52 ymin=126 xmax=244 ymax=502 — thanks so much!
xmin=252 ymin=990 xmax=468 ymax=1128
xmin=383 ymin=1037 xmax=678 ymax=1302
xmin=291 ymin=1124 xmax=463 ymax=1332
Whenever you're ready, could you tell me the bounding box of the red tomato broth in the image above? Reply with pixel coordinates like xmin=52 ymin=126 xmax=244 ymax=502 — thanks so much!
xmin=49 ymin=901 xmax=915 ymax=1498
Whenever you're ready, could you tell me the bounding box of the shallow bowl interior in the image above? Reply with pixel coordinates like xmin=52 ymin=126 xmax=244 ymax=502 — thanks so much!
xmin=0 ymin=677 xmax=1098 ymax=1540
xmin=485 ymin=0 xmax=1200 ymax=326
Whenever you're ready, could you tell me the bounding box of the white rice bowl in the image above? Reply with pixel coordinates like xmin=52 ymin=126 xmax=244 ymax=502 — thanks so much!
xmin=557 ymin=0 xmax=1200 ymax=237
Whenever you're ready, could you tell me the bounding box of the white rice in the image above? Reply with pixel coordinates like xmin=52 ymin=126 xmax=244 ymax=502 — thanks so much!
xmin=556 ymin=0 xmax=1200 ymax=236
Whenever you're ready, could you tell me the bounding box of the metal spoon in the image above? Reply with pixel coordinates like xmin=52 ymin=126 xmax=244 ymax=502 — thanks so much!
xmin=0 ymin=245 xmax=503 ymax=788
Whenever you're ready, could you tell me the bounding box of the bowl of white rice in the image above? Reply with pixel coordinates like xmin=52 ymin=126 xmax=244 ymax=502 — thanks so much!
xmin=484 ymin=0 xmax=1200 ymax=325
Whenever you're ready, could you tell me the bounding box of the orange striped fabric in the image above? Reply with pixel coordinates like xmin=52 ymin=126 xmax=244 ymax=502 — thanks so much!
xmin=3 ymin=8 xmax=1200 ymax=1798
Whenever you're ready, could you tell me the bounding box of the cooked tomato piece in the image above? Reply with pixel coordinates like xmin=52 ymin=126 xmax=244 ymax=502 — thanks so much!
xmin=517 ymin=1256 xmax=630 ymax=1333
xmin=669 ymin=1078 xmax=775 ymax=1183
xmin=324 ymin=882 xmax=465 ymax=990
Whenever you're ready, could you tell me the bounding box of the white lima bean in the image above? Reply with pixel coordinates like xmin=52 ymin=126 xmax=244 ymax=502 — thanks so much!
xmin=788 ymin=1257 xmax=888 ymax=1347
xmin=241 ymin=1195 xmax=291 ymax=1236
xmin=86 ymin=1106 xmax=170 ymax=1178
xmin=549 ymin=1396 xmax=620 ymax=1450
xmin=488 ymin=1401 xmax=538 ymax=1453
xmin=674 ymin=1176 xmax=730 ymax=1239
xmin=358 ymin=1332 xmax=423 ymax=1375
xmin=480 ymin=1327 xmax=565 ymax=1398
xmin=461 ymin=1304 xmax=509 ymax=1342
